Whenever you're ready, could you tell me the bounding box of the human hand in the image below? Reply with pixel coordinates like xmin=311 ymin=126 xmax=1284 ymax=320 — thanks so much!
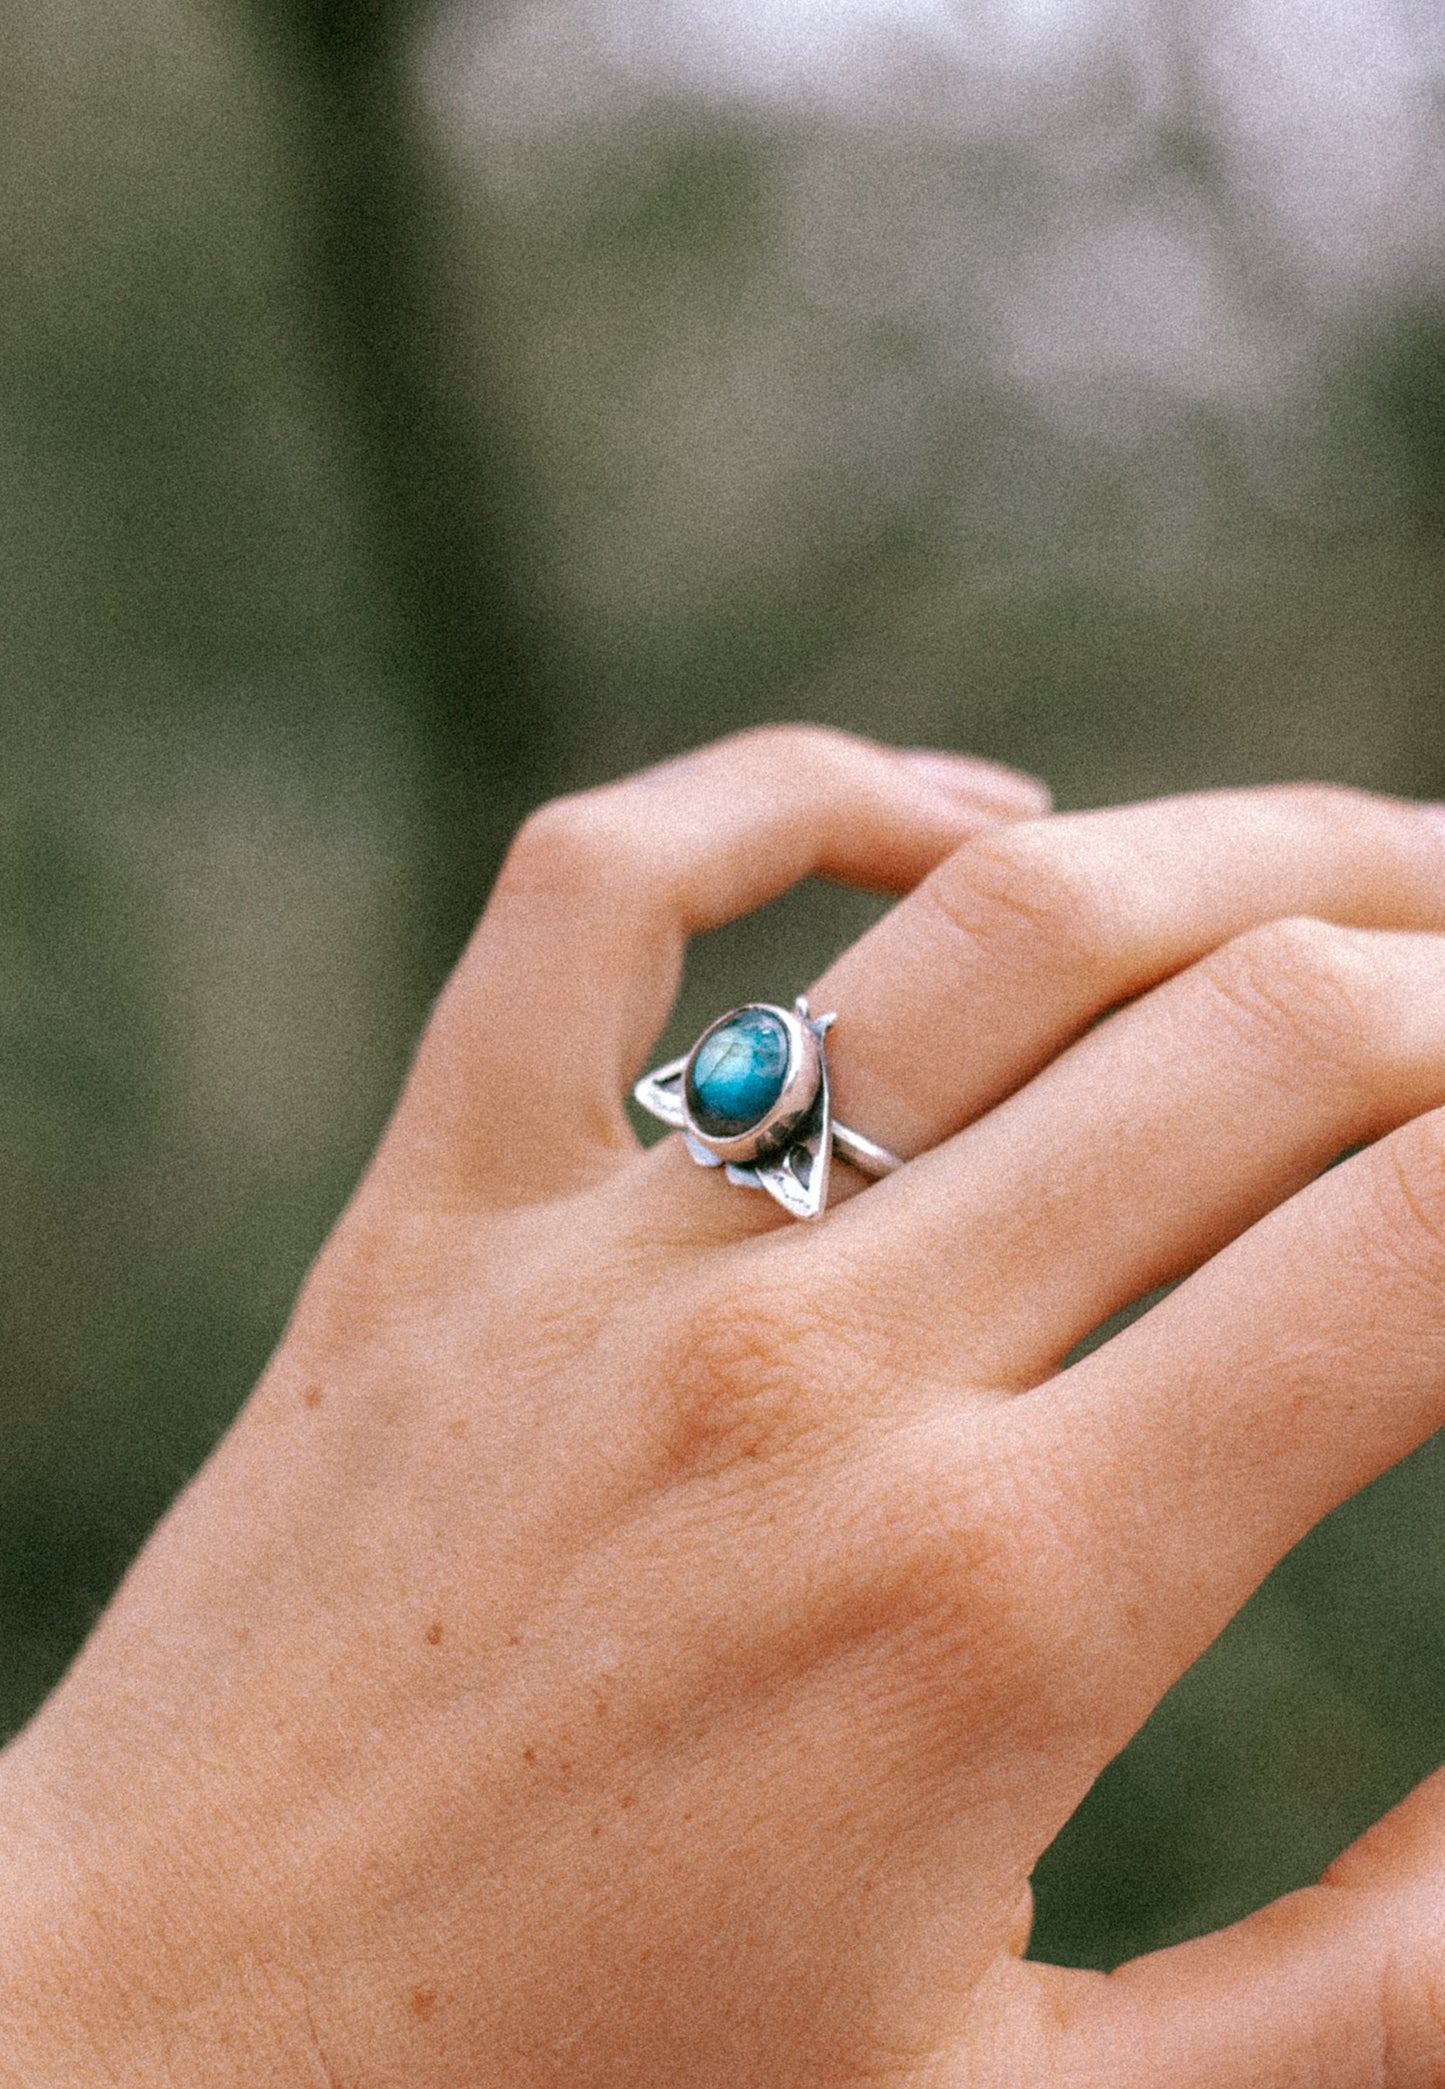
xmin=4 ymin=729 xmax=1445 ymax=2087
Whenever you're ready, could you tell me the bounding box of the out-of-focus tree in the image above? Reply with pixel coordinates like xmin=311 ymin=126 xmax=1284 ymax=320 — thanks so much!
xmin=420 ymin=0 xmax=1445 ymax=800
xmin=243 ymin=0 xmax=569 ymax=956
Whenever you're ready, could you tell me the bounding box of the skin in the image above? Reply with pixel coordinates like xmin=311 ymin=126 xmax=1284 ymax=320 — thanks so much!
xmin=4 ymin=725 xmax=1445 ymax=2085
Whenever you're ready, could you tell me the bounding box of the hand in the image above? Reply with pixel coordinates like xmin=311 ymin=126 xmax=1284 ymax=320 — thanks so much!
xmin=4 ymin=728 xmax=1445 ymax=2088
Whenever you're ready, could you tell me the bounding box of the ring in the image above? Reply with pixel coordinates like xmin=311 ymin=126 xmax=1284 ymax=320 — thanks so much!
xmin=633 ymin=998 xmax=903 ymax=1220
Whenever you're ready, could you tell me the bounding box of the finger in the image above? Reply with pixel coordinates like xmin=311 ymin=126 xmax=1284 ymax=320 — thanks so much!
xmin=900 ymin=749 xmax=1054 ymax=819
xmin=383 ymin=728 xmax=1045 ymax=1199
xmin=808 ymin=789 xmax=1445 ymax=1170
xmin=839 ymin=922 xmax=1445 ymax=1388
xmin=1013 ymin=1104 xmax=1445 ymax=1764
xmin=1048 ymin=1765 xmax=1445 ymax=2087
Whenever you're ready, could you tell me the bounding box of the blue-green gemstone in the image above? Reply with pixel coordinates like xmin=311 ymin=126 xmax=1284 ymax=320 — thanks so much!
xmin=686 ymin=1008 xmax=790 ymax=1137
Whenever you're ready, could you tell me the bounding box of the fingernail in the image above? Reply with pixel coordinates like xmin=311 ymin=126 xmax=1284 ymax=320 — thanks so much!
xmin=901 ymin=749 xmax=1052 ymax=817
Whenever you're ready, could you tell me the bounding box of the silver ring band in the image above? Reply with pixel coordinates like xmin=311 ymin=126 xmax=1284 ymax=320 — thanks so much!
xmin=830 ymin=1122 xmax=903 ymax=1181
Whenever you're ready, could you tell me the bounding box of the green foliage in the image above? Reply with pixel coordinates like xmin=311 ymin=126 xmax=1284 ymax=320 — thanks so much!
xmin=1373 ymin=307 xmax=1445 ymax=539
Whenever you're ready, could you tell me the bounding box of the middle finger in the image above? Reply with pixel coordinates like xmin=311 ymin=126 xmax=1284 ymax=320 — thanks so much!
xmin=813 ymin=786 xmax=1445 ymax=1169
xmin=843 ymin=920 xmax=1445 ymax=1387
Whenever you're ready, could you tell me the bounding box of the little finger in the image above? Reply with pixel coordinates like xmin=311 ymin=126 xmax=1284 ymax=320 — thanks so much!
xmin=1014 ymin=1101 xmax=1445 ymax=1764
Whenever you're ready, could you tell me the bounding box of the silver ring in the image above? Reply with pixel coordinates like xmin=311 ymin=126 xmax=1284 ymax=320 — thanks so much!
xmin=633 ymin=998 xmax=903 ymax=1220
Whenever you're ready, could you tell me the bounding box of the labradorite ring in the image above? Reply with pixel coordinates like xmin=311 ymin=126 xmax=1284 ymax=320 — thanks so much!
xmin=633 ymin=998 xmax=902 ymax=1221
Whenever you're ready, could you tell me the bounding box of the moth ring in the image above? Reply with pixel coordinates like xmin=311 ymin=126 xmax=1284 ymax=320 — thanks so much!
xmin=633 ymin=999 xmax=903 ymax=1221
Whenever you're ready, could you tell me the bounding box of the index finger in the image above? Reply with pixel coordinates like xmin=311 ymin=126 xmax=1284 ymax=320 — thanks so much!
xmin=382 ymin=727 xmax=1046 ymax=1200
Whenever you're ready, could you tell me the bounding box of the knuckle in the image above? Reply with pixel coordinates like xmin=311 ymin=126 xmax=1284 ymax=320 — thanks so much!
xmin=1252 ymin=779 xmax=1427 ymax=859
xmin=1203 ymin=916 xmax=1390 ymax=1090
xmin=929 ymin=823 xmax=1120 ymax=985
xmin=499 ymin=724 xmax=870 ymax=902
xmin=722 ymin=722 xmax=877 ymax=800
xmin=1370 ymin=1111 xmax=1445 ymax=1288
xmin=1369 ymin=1921 xmax=1445 ymax=2072
xmin=648 ymin=1267 xmax=850 ymax=1484
xmin=501 ymin=792 xmax=637 ymax=895
xmin=836 ymin=1428 xmax=1092 ymax=1746
xmin=731 ymin=721 xmax=858 ymax=768
xmin=1257 ymin=780 xmax=1372 ymax=823
xmin=1382 ymin=1946 xmax=1445 ymax=2074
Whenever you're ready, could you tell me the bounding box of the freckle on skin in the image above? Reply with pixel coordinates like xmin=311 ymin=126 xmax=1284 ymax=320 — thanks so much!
xmin=235 ymin=1626 xmax=250 ymax=1646
xmin=559 ymin=1761 xmax=572 ymax=1774
xmin=591 ymin=1824 xmax=602 ymax=1838
xmin=523 ymin=1747 xmax=536 ymax=1764
xmin=447 ymin=1418 xmax=467 ymax=1439
xmin=507 ymin=1633 xmax=521 ymax=1647
xmin=302 ymin=1385 xmax=323 ymax=1410
xmin=410 ymin=1988 xmax=437 ymax=2021
xmin=620 ymin=1794 xmax=635 ymax=1809
xmin=595 ymin=1699 xmax=608 ymax=1718
xmin=424 ymin=1622 xmax=443 ymax=1646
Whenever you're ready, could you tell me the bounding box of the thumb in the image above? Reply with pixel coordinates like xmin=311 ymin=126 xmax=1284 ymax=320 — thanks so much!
xmin=1045 ymin=1765 xmax=1445 ymax=2088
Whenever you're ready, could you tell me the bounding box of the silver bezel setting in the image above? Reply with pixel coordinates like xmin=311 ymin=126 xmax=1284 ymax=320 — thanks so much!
xmin=633 ymin=994 xmax=896 ymax=1220
xmin=680 ymin=1002 xmax=820 ymax=1166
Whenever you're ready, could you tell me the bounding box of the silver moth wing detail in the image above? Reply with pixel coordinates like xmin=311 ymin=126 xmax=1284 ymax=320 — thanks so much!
xmin=632 ymin=1054 xmax=690 ymax=1131
xmin=749 ymin=1049 xmax=832 ymax=1220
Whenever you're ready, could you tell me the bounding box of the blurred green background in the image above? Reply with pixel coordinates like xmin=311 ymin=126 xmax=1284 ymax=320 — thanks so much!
xmin=3 ymin=0 xmax=1445 ymax=1974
